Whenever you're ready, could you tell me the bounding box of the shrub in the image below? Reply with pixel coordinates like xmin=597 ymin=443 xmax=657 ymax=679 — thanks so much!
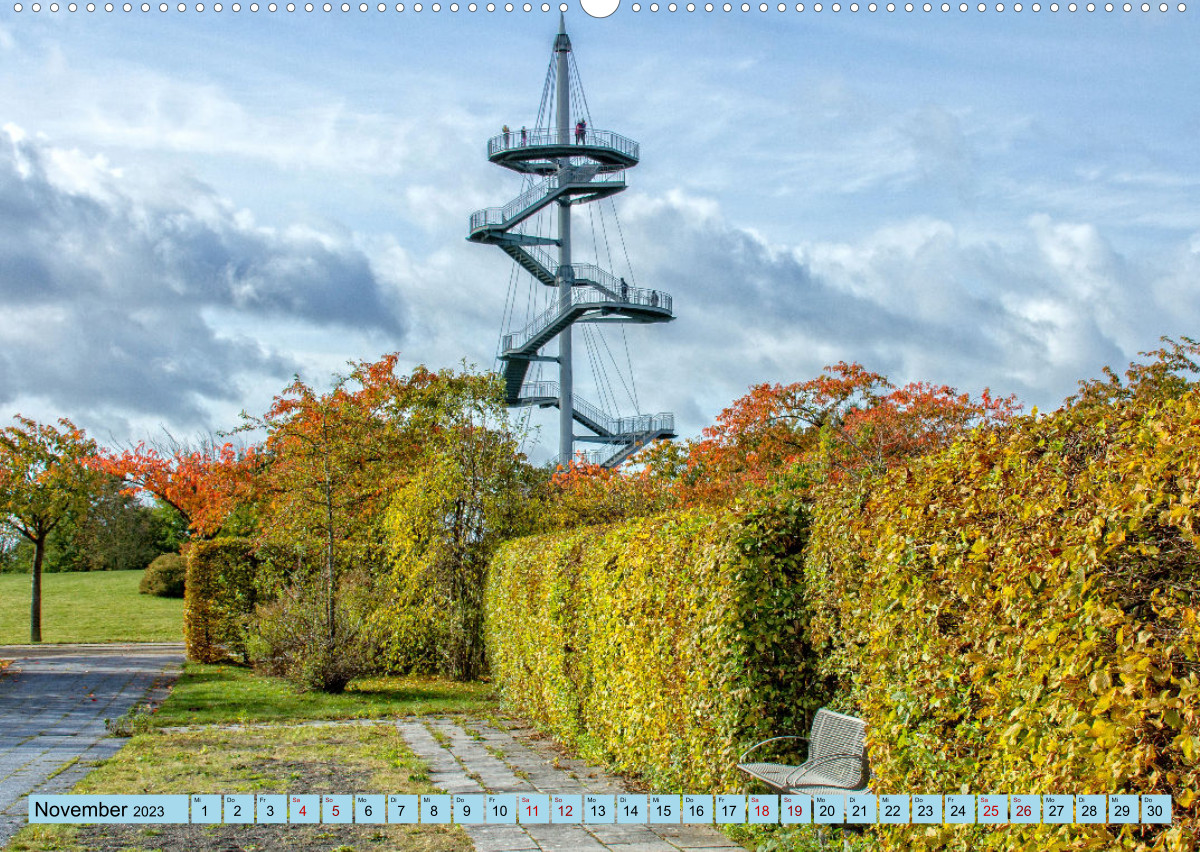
xmin=375 ymin=581 xmax=451 ymax=676
xmin=247 ymin=570 xmax=381 ymax=693
xmin=485 ymin=493 xmax=831 ymax=792
xmin=383 ymin=426 xmax=541 ymax=681
xmin=139 ymin=553 xmax=186 ymax=598
xmin=183 ymin=537 xmax=261 ymax=664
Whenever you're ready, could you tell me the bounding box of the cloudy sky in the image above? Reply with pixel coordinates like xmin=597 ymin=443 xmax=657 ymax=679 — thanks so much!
xmin=0 ymin=8 xmax=1196 ymax=460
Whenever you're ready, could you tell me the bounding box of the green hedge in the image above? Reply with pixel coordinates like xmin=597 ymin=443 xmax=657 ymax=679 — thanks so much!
xmin=485 ymin=495 xmax=832 ymax=791
xmin=183 ymin=537 xmax=262 ymax=663
xmin=806 ymin=390 xmax=1200 ymax=852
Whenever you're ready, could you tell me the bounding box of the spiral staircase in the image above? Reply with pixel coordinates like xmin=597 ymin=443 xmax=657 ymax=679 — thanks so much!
xmin=468 ymin=18 xmax=676 ymax=468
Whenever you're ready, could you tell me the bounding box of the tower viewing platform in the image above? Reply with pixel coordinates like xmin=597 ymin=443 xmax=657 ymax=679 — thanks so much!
xmin=486 ymin=127 xmax=640 ymax=175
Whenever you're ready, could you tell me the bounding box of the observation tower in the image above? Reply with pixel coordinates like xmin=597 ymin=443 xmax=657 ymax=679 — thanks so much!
xmin=468 ymin=16 xmax=676 ymax=468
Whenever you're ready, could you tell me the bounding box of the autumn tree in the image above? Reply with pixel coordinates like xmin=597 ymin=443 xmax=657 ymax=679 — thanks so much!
xmin=0 ymin=417 xmax=102 ymax=642
xmin=241 ymin=358 xmax=407 ymax=689
xmin=242 ymin=355 xmax=509 ymax=690
xmin=95 ymin=436 xmax=256 ymax=539
xmin=642 ymin=361 xmax=1020 ymax=505
xmin=1069 ymin=335 xmax=1200 ymax=408
xmin=541 ymin=457 xmax=674 ymax=532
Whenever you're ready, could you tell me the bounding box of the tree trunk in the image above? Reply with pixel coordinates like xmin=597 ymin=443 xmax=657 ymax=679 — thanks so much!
xmin=30 ymin=535 xmax=45 ymax=643
xmin=324 ymin=435 xmax=336 ymax=650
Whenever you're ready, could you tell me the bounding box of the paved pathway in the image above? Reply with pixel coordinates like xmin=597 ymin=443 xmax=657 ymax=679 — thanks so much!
xmin=0 ymin=645 xmax=742 ymax=852
xmin=0 ymin=643 xmax=184 ymax=848
xmin=399 ymin=717 xmax=747 ymax=852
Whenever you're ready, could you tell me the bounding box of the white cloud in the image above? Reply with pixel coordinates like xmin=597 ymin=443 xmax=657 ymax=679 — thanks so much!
xmin=585 ymin=190 xmax=1194 ymax=441
xmin=0 ymin=125 xmax=404 ymax=440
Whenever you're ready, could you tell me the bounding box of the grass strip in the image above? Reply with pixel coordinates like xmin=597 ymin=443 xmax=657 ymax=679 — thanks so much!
xmin=6 ymin=724 xmax=472 ymax=852
xmin=150 ymin=663 xmax=497 ymax=727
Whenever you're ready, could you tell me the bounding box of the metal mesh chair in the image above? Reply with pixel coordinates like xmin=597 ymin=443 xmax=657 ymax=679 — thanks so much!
xmin=737 ymin=708 xmax=870 ymax=796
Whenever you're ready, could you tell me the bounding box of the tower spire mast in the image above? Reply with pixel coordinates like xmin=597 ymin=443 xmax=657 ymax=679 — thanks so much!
xmin=555 ymin=15 xmax=574 ymax=463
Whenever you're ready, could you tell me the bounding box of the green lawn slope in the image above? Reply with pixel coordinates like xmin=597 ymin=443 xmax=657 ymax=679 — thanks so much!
xmin=0 ymin=570 xmax=183 ymax=644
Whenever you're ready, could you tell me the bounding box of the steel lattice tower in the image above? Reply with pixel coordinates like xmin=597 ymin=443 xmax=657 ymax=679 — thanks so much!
xmin=468 ymin=17 xmax=676 ymax=467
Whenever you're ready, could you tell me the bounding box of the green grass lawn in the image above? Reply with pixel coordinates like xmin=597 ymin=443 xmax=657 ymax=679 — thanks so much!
xmin=152 ymin=663 xmax=499 ymax=727
xmin=0 ymin=570 xmax=183 ymax=644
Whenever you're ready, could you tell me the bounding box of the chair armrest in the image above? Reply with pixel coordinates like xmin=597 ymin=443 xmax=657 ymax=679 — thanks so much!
xmin=783 ymin=752 xmax=867 ymax=788
xmin=738 ymin=736 xmax=809 ymax=764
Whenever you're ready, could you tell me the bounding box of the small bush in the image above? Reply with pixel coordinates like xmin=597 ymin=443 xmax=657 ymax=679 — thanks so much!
xmin=104 ymin=703 xmax=155 ymax=737
xmin=184 ymin=538 xmax=261 ymax=664
xmin=139 ymin=553 xmax=186 ymax=598
xmin=247 ymin=571 xmax=381 ymax=693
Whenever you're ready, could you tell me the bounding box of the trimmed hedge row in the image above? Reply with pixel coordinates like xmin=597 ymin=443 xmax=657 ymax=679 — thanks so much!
xmin=806 ymin=390 xmax=1200 ymax=851
xmin=485 ymin=495 xmax=832 ymax=791
xmin=183 ymin=537 xmax=262 ymax=663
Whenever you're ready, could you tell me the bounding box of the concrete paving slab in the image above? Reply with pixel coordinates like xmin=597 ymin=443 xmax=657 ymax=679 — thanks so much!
xmin=399 ymin=717 xmax=748 ymax=852
xmin=0 ymin=643 xmax=184 ymax=848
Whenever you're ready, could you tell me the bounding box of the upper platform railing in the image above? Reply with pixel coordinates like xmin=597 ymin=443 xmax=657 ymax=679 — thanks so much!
xmin=488 ymin=127 xmax=640 ymax=162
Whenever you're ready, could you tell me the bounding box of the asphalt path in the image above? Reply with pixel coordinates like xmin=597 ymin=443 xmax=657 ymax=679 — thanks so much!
xmin=0 ymin=643 xmax=184 ymax=849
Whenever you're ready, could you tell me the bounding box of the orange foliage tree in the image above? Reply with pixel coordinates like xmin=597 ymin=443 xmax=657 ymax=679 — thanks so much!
xmin=544 ymin=458 xmax=673 ymax=531
xmin=242 ymin=356 xmax=525 ymax=670
xmin=244 ymin=355 xmax=505 ymax=566
xmin=638 ymin=361 xmax=1021 ymax=506
xmin=243 ymin=355 xmax=422 ymax=608
xmin=95 ymin=439 xmax=256 ymax=538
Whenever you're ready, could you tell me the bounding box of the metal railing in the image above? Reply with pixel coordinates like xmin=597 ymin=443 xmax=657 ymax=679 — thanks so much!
xmin=515 ymin=380 xmax=561 ymax=403
xmin=551 ymin=448 xmax=619 ymax=469
xmin=605 ymin=411 xmax=676 ymax=438
xmin=512 ymin=247 xmax=675 ymax=314
xmin=571 ymin=392 xmax=622 ymax=436
xmin=572 ymin=264 xmax=672 ymax=313
xmin=469 ymin=170 xmax=626 ymax=234
xmin=514 ymin=381 xmax=675 ymax=438
xmin=516 ymin=380 xmax=560 ymax=401
xmin=523 ymin=245 xmax=560 ymax=278
xmin=501 ymin=283 xmax=673 ymax=354
xmin=488 ymin=127 xmax=640 ymax=161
